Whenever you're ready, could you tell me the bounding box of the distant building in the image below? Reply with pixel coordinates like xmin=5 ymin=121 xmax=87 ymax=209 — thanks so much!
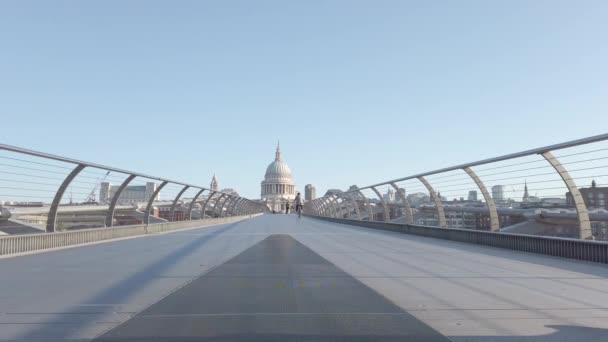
xmin=324 ymin=189 xmax=343 ymax=197
xmin=567 ymin=180 xmax=608 ymax=209
xmin=468 ymin=190 xmax=478 ymax=201
xmin=491 ymin=185 xmax=504 ymax=201
xmin=305 ymin=184 xmax=316 ymax=202
xmin=157 ymin=205 xmax=186 ymax=221
xmin=540 ymin=198 xmax=567 ymax=206
xmin=383 ymin=188 xmax=395 ymax=202
xmin=220 ymin=188 xmax=239 ymax=197
xmin=99 ymin=182 xmax=158 ymax=205
xmin=522 ymin=180 xmax=530 ymax=202
xmin=407 ymin=192 xmax=430 ymax=207
xmin=210 ymin=174 xmax=219 ymax=191
xmin=437 ymin=192 xmax=447 ymax=202
xmin=261 ymin=143 xmax=296 ymax=212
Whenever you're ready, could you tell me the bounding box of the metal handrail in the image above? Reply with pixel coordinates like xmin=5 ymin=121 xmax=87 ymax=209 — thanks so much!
xmin=308 ymin=133 xmax=608 ymax=240
xmin=0 ymin=143 xmax=269 ymax=232
xmin=1 ymin=143 xmax=236 ymax=193
xmin=348 ymin=133 xmax=608 ymax=193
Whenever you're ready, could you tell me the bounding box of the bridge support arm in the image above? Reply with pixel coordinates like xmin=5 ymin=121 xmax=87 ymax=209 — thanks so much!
xmin=200 ymin=191 xmax=217 ymax=219
xmin=219 ymin=195 xmax=233 ymax=217
xmin=316 ymin=198 xmax=326 ymax=216
xmin=320 ymin=197 xmax=331 ymax=217
xmin=347 ymin=194 xmax=362 ymax=220
xmin=228 ymin=198 xmax=242 ymax=216
xmin=243 ymin=200 xmax=252 ymax=215
xmin=338 ymin=194 xmax=355 ymax=220
xmin=541 ymin=151 xmax=592 ymax=239
xmin=463 ymin=167 xmax=500 ymax=231
xmin=145 ymin=181 xmax=168 ymax=225
xmin=315 ymin=198 xmax=325 ymax=216
xmin=211 ymin=194 xmax=226 ymax=218
xmin=371 ymin=187 xmax=390 ymax=222
xmin=326 ymin=197 xmax=338 ymax=218
xmin=310 ymin=199 xmax=320 ymax=215
xmin=358 ymin=192 xmax=373 ymax=221
xmin=390 ymin=182 xmax=413 ymax=224
xmin=244 ymin=201 xmax=253 ymax=215
xmin=417 ymin=176 xmax=447 ymax=227
xmin=170 ymin=185 xmax=190 ymax=222
xmin=331 ymin=197 xmax=341 ymax=218
xmin=186 ymin=189 xmax=206 ymax=220
xmin=236 ymin=199 xmax=248 ymax=215
xmin=47 ymin=164 xmax=87 ymax=232
xmin=105 ymin=174 xmax=136 ymax=227
xmin=238 ymin=200 xmax=247 ymax=215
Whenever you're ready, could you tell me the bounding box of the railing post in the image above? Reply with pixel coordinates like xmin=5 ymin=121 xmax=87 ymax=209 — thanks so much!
xmin=417 ymin=176 xmax=447 ymax=227
xmin=47 ymin=164 xmax=86 ymax=232
xmin=334 ymin=194 xmax=348 ymax=218
xmin=225 ymin=197 xmax=238 ymax=216
xmin=105 ymin=174 xmax=136 ymax=228
xmin=185 ymin=189 xmax=206 ymax=220
xmin=244 ymin=201 xmax=252 ymax=215
xmin=169 ymin=185 xmax=190 ymax=222
xmin=322 ymin=198 xmax=331 ymax=217
xmin=144 ymin=181 xmax=168 ymax=225
xmin=371 ymin=186 xmax=390 ymax=222
xmin=330 ymin=197 xmax=340 ymax=217
xmin=355 ymin=191 xmax=373 ymax=221
xmin=315 ymin=198 xmax=323 ymax=216
xmin=316 ymin=198 xmax=325 ymax=216
xmin=336 ymin=195 xmax=350 ymax=219
xmin=341 ymin=196 xmax=351 ymax=218
xmin=235 ymin=198 xmax=246 ymax=215
xmin=226 ymin=196 xmax=236 ymax=216
xmin=211 ymin=193 xmax=226 ymax=218
xmin=216 ymin=195 xmax=227 ymax=217
xmin=541 ymin=151 xmax=592 ymax=239
xmin=346 ymin=193 xmax=362 ymax=220
xmin=390 ymin=182 xmax=413 ymax=224
xmin=218 ymin=195 xmax=232 ymax=217
xmin=232 ymin=197 xmax=243 ymax=216
xmin=309 ymin=200 xmax=316 ymax=215
xmin=200 ymin=191 xmax=217 ymax=219
xmin=321 ymin=197 xmax=331 ymax=217
xmin=325 ymin=197 xmax=337 ymax=217
xmin=317 ymin=198 xmax=328 ymax=217
xmin=316 ymin=199 xmax=325 ymax=216
xmin=318 ymin=199 xmax=326 ymax=216
xmin=309 ymin=200 xmax=318 ymax=215
xmin=463 ymin=167 xmax=500 ymax=231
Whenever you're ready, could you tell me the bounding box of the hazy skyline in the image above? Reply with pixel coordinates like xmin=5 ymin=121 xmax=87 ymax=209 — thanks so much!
xmin=1 ymin=1 xmax=607 ymax=198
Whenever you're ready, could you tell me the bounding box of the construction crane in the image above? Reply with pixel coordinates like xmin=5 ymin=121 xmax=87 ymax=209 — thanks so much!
xmin=85 ymin=171 xmax=110 ymax=204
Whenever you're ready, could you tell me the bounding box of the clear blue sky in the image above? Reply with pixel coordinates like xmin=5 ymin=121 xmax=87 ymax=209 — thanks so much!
xmin=1 ymin=1 xmax=607 ymax=199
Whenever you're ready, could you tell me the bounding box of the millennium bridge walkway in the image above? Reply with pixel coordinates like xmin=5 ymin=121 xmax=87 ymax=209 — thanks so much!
xmin=2 ymin=134 xmax=608 ymax=341
xmin=1 ymin=215 xmax=608 ymax=341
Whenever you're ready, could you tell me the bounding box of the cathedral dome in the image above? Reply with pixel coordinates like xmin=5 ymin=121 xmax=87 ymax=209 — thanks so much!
xmin=261 ymin=143 xmax=296 ymax=211
xmin=263 ymin=144 xmax=294 ymax=184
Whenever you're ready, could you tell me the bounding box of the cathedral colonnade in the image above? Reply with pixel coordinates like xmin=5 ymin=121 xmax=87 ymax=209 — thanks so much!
xmin=260 ymin=143 xmax=296 ymax=212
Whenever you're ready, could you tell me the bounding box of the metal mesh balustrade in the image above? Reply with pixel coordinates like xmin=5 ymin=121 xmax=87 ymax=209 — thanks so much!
xmin=306 ymin=134 xmax=608 ymax=262
xmin=312 ymin=215 xmax=608 ymax=264
xmin=0 ymin=214 xmax=262 ymax=256
xmin=0 ymin=143 xmax=269 ymax=236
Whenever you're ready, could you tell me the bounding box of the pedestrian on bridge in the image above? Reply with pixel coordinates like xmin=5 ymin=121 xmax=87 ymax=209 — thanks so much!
xmin=295 ymin=192 xmax=303 ymax=218
xmin=285 ymin=203 xmax=290 ymax=214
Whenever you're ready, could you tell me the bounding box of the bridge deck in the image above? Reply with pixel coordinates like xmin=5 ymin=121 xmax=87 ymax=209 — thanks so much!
xmin=1 ymin=215 xmax=608 ymax=341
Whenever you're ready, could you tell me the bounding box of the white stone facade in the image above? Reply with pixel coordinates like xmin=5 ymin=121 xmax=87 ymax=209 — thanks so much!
xmin=99 ymin=182 xmax=158 ymax=205
xmin=261 ymin=143 xmax=296 ymax=213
